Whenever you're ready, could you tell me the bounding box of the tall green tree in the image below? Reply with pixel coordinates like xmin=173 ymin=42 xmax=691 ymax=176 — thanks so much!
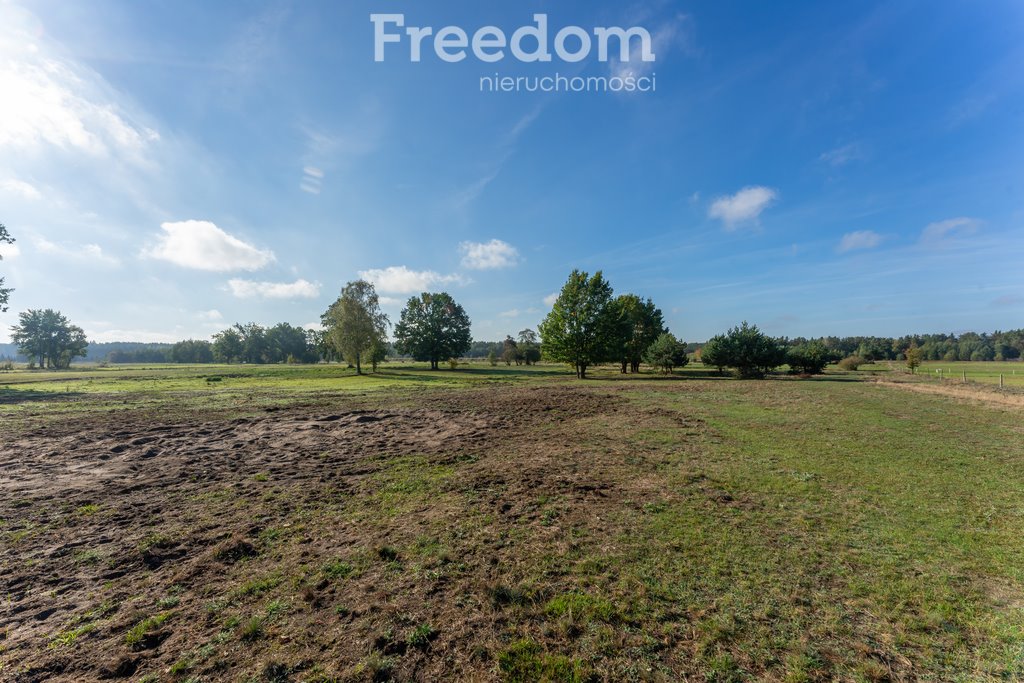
xmin=321 ymin=280 xmax=390 ymax=374
xmin=169 ymin=339 xmax=214 ymax=363
xmin=10 ymin=309 xmax=88 ymax=369
xmin=518 ymin=328 xmax=541 ymax=365
xmin=265 ymin=322 xmax=318 ymax=364
xmin=233 ymin=323 xmax=268 ymax=364
xmin=612 ymin=294 xmax=666 ymax=373
xmin=538 ymin=270 xmax=617 ymax=379
xmin=394 ymin=292 xmax=472 ymax=370
xmin=212 ymin=327 xmax=244 ymax=363
xmin=0 ymin=223 xmax=14 ymax=313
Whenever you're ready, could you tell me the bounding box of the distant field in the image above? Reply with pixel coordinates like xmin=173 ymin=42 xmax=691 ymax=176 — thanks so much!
xmin=1 ymin=362 xmax=1023 ymax=681
xmin=852 ymin=360 xmax=1024 ymax=387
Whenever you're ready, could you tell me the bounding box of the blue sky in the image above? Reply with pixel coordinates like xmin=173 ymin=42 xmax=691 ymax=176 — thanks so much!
xmin=1 ymin=0 xmax=1022 ymax=344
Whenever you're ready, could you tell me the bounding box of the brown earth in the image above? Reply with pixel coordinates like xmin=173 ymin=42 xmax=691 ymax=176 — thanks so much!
xmin=3 ymin=384 xmax=698 ymax=682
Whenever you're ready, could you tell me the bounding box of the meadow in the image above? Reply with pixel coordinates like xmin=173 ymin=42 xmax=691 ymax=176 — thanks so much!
xmin=1 ymin=362 xmax=1022 ymax=682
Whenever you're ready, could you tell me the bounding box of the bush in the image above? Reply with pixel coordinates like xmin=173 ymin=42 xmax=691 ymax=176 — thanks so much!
xmin=644 ymin=332 xmax=689 ymax=374
xmin=787 ymin=341 xmax=838 ymax=375
xmin=704 ymin=322 xmax=787 ymax=379
xmin=838 ymin=355 xmax=865 ymax=371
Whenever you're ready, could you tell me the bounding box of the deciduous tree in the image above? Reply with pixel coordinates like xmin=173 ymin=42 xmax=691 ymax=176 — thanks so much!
xmin=321 ymin=281 xmax=390 ymax=374
xmin=0 ymin=223 xmax=13 ymax=313
xmin=394 ymin=292 xmax=472 ymax=370
xmin=538 ymin=270 xmax=617 ymax=379
xmin=10 ymin=309 xmax=88 ymax=369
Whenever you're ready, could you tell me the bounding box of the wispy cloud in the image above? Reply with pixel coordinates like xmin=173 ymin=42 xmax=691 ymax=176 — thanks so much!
xmin=609 ymin=14 xmax=691 ymax=80
xmin=920 ymin=217 xmax=982 ymax=245
xmin=708 ymin=186 xmax=778 ymax=229
xmin=459 ymin=239 xmax=520 ymax=270
xmin=454 ymin=106 xmax=546 ymax=210
xmin=819 ymin=142 xmax=865 ymax=167
xmin=543 ymin=292 xmax=559 ymax=307
xmin=35 ymin=237 xmax=120 ymax=267
xmin=300 ymin=166 xmax=323 ymax=194
xmin=227 ymin=278 xmax=320 ymax=299
xmin=358 ymin=265 xmax=467 ymax=294
xmin=837 ymin=230 xmax=882 ymax=253
xmin=0 ymin=7 xmax=160 ymax=166
xmin=0 ymin=178 xmax=42 ymax=200
xmin=143 ymin=220 xmax=275 ymax=271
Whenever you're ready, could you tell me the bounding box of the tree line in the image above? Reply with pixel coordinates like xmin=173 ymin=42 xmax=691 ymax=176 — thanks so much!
xmin=4 ymin=244 xmax=1022 ymax=377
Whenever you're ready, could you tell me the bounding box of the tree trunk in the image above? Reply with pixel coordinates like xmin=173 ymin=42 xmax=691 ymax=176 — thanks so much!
xmin=620 ymin=360 xmax=627 ymax=374
xmin=355 ymin=353 xmax=362 ymax=375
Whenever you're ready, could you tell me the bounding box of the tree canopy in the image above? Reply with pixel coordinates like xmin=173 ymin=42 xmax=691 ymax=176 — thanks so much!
xmin=644 ymin=332 xmax=689 ymax=374
xmin=0 ymin=223 xmax=13 ymax=313
xmin=701 ymin=322 xmax=788 ymax=379
xmin=612 ymin=294 xmax=666 ymax=373
xmin=321 ymin=280 xmax=390 ymax=374
xmin=10 ymin=309 xmax=88 ymax=369
xmin=538 ymin=270 xmax=618 ymax=379
xmin=394 ymin=292 xmax=472 ymax=370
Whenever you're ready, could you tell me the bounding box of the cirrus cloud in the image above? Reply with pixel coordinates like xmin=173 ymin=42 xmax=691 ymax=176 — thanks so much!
xmin=837 ymin=230 xmax=882 ymax=253
xmin=358 ymin=265 xmax=467 ymax=294
xmin=227 ymin=278 xmax=320 ymax=300
xmin=920 ymin=217 xmax=982 ymax=245
xmin=708 ymin=186 xmax=777 ymax=229
xmin=143 ymin=220 xmax=275 ymax=272
xmin=459 ymin=239 xmax=520 ymax=270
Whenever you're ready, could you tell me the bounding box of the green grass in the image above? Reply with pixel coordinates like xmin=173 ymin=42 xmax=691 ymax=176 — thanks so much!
xmin=3 ymin=361 xmax=1023 ymax=680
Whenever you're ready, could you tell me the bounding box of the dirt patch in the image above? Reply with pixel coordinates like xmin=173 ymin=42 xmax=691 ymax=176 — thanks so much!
xmin=0 ymin=385 xmax=634 ymax=682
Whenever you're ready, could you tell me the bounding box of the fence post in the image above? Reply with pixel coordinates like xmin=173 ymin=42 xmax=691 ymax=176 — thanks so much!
xmin=963 ymin=370 xmax=967 ymax=384
xmin=1000 ymin=374 xmax=1004 ymax=389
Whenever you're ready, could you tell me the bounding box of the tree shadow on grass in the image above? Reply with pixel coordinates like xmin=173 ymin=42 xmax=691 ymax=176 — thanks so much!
xmin=0 ymin=388 xmax=84 ymax=405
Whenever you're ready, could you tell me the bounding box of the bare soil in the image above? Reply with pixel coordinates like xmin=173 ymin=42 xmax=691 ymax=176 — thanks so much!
xmin=2 ymin=384 xmax=668 ymax=682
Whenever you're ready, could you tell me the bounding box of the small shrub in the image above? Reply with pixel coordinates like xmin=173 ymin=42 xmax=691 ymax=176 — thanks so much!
xmin=406 ymin=623 xmax=437 ymax=649
xmin=238 ymin=616 xmax=264 ymax=641
xmin=838 ymin=355 xmax=865 ymax=371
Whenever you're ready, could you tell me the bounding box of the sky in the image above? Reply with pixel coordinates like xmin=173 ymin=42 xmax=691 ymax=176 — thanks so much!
xmin=0 ymin=0 xmax=1022 ymax=344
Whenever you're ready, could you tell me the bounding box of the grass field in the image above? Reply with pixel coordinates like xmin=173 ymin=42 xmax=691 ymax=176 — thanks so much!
xmin=853 ymin=360 xmax=1024 ymax=388
xmin=1 ymin=362 xmax=1023 ymax=682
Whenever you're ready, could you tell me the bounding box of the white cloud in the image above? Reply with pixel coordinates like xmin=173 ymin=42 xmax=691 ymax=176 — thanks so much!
xmin=143 ymin=220 xmax=275 ymax=271
xmin=609 ymin=15 xmax=689 ymax=81
xmin=459 ymin=239 xmax=520 ymax=270
xmin=819 ymin=143 xmax=865 ymax=167
xmin=0 ymin=11 xmax=159 ymax=164
xmin=708 ymin=186 xmax=778 ymax=229
xmin=0 ymin=178 xmax=41 ymax=200
xmin=35 ymin=237 xmax=119 ymax=266
xmin=837 ymin=230 xmax=882 ymax=253
xmin=0 ymin=242 xmax=20 ymax=260
xmin=358 ymin=265 xmax=466 ymax=294
xmin=379 ymin=296 xmax=407 ymax=307
xmin=920 ymin=217 xmax=982 ymax=245
xmin=197 ymin=309 xmax=223 ymax=321
xmin=543 ymin=292 xmax=559 ymax=307
xmin=227 ymin=278 xmax=320 ymax=300
xmin=300 ymin=166 xmax=323 ymax=194
xmin=499 ymin=309 xmax=520 ymax=318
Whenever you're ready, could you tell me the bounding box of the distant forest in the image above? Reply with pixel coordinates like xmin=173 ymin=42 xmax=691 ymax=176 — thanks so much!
xmin=2 ymin=330 xmax=1022 ymax=365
